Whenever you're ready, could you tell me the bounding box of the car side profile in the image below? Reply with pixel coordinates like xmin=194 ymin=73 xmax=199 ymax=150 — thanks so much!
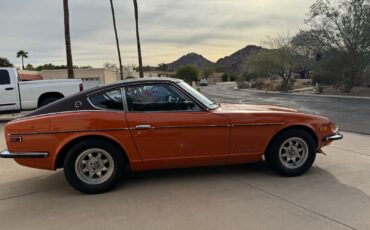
xmin=0 ymin=78 xmax=342 ymax=194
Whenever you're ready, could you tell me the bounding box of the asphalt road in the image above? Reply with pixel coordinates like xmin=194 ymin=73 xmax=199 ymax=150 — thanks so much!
xmin=201 ymin=83 xmax=370 ymax=134
xmin=0 ymin=121 xmax=370 ymax=229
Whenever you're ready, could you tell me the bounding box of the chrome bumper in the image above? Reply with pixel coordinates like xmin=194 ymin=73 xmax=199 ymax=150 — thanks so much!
xmin=0 ymin=149 xmax=48 ymax=159
xmin=322 ymin=133 xmax=343 ymax=142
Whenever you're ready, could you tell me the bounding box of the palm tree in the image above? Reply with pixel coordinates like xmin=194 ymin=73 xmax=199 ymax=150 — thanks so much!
xmin=133 ymin=0 xmax=144 ymax=78
xmin=109 ymin=0 xmax=124 ymax=80
xmin=16 ymin=50 xmax=28 ymax=70
xmin=63 ymin=0 xmax=74 ymax=79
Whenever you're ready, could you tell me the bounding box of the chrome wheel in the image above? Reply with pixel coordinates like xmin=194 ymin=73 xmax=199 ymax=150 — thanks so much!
xmin=278 ymin=137 xmax=309 ymax=169
xmin=75 ymin=148 xmax=114 ymax=185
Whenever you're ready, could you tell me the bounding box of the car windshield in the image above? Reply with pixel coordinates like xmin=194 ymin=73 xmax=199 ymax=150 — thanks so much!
xmin=177 ymin=81 xmax=219 ymax=110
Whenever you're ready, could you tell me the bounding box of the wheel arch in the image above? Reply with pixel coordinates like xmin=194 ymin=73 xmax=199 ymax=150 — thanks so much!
xmin=55 ymin=135 xmax=130 ymax=169
xmin=37 ymin=92 xmax=64 ymax=107
xmin=264 ymin=124 xmax=318 ymax=156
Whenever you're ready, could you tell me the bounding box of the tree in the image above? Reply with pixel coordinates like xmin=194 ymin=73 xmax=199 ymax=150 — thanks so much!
xmin=202 ymin=65 xmax=215 ymax=79
xmin=63 ymin=0 xmax=74 ymax=79
xmin=133 ymin=0 xmax=144 ymax=78
xmin=109 ymin=0 xmax=124 ymax=80
xmin=305 ymin=0 xmax=370 ymax=92
xmin=246 ymin=35 xmax=297 ymax=92
xmin=176 ymin=65 xmax=199 ymax=83
xmin=16 ymin=50 xmax=28 ymax=70
xmin=104 ymin=62 xmax=118 ymax=70
xmin=25 ymin=64 xmax=34 ymax=70
xmin=291 ymin=30 xmax=318 ymax=79
xmin=157 ymin=63 xmax=168 ymax=71
xmin=0 ymin=57 xmax=13 ymax=67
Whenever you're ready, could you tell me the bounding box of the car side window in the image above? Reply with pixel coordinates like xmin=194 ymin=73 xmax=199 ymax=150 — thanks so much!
xmin=89 ymin=89 xmax=124 ymax=111
xmin=125 ymin=84 xmax=199 ymax=112
xmin=0 ymin=70 xmax=11 ymax=85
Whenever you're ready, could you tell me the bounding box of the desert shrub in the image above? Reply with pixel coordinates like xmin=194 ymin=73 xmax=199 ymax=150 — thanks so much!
xmin=236 ymin=76 xmax=249 ymax=89
xmin=274 ymin=78 xmax=296 ymax=91
xmin=311 ymin=72 xmax=335 ymax=85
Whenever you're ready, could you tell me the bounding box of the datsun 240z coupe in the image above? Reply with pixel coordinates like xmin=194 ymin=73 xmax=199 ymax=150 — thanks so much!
xmin=0 ymin=78 xmax=343 ymax=193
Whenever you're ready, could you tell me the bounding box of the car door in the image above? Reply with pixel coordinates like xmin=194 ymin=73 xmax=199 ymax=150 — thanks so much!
xmin=124 ymin=82 xmax=230 ymax=169
xmin=0 ymin=69 xmax=20 ymax=111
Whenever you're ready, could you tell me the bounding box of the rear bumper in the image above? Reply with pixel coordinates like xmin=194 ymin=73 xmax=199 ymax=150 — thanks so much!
xmin=322 ymin=133 xmax=343 ymax=142
xmin=0 ymin=149 xmax=48 ymax=159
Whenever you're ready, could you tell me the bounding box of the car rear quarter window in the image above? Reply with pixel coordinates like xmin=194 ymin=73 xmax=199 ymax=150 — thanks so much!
xmin=88 ymin=89 xmax=124 ymax=111
xmin=0 ymin=70 xmax=11 ymax=85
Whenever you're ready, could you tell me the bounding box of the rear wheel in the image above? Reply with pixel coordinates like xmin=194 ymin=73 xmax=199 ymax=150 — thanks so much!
xmin=265 ymin=129 xmax=316 ymax=176
xmin=63 ymin=139 xmax=125 ymax=194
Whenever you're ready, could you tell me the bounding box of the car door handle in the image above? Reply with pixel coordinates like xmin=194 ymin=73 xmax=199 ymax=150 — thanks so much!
xmin=5 ymin=87 xmax=14 ymax=91
xmin=135 ymin=125 xmax=152 ymax=130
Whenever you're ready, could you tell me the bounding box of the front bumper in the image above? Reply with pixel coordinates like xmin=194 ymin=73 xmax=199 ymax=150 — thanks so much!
xmin=322 ymin=133 xmax=343 ymax=142
xmin=0 ymin=149 xmax=48 ymax=159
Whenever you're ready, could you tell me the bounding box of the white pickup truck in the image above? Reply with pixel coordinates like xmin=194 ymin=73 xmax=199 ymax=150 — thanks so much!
xmin=0 ymin=67 xmax=83 ymax=112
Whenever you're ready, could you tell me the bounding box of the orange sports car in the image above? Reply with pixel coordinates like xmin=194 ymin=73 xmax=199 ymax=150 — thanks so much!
xmin=1 ymin=78 xmax=342 ymax=194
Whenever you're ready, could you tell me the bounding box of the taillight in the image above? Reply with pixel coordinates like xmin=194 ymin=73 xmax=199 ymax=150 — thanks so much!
xmin=79 ymin=83 xmax=83 ymax=92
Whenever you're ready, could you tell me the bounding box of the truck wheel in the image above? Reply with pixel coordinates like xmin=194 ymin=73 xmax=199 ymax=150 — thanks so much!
xmin=39 ymin=97 xmax=60 ymax=107
xmin=63 ymin=139 xmax=125 ymax=194
xmin=265 ymin=129 xmax=316 ymax=177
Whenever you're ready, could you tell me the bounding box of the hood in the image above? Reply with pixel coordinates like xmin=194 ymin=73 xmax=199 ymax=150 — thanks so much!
xmin=217 ymin=103 xmax=299 ymax=113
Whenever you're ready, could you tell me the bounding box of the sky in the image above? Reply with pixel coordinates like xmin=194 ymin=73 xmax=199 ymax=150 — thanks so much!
xmin=0 ymin=0 xmax=315 ymax=68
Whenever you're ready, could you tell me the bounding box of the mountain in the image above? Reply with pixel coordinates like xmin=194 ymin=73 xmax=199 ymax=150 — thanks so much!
xmin=216 ymin=45 xmax=263 ymax=76
xmin=167 ymin=53 xmax=214 ymax=71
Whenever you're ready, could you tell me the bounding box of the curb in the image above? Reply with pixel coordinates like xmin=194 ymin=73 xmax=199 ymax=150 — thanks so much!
xmin=234 ymin=87 xmax=370 ymax=100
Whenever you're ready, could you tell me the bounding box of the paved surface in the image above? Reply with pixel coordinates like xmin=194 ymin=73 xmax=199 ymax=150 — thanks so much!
xmin=201 ymin=82 xmax=370 ymax=134
xmin=0 ymin=121 xmax=370 ymax=229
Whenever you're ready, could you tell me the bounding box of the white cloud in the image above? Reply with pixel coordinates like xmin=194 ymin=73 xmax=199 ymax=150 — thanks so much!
xmin=0 ymin=0 xmax=315 ymax=68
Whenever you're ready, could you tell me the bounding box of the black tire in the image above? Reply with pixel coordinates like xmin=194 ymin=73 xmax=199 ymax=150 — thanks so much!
xmin=39 ymin=97 xmax=60 ymax=107
xmin=265 ymin=129 xmax=316 ymax=177
xmin=63 ymin=139 xmax=125 ymax=194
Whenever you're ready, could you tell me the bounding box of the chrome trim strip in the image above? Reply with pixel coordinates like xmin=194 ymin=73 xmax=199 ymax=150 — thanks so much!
xmin=130 ymin=124 xmax=229 ymax=130
xmin=0 ymin=149 xmax=48 ymax=159
xmin=121 ymin=87 xmax=129 ymax=112
xmin=230 ymin=123 xmax=285 ymax=127
xmin=130 ymin=123 xmax=283 ymax=130
xmin=9 ymin=128 xmax=130 ymax=136
xmin=322 ymin=133 xmax=343 ymax=142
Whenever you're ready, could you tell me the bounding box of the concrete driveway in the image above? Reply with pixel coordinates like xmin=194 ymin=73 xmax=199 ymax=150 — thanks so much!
xmin=0 ymin=121 xmax=369 ymax=230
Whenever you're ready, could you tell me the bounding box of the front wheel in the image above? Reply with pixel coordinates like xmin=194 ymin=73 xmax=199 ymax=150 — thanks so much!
xmin=265 ymin=129 xmax=317 ymax=177
xmin=64 ymin=139 xmax=125 ymax=194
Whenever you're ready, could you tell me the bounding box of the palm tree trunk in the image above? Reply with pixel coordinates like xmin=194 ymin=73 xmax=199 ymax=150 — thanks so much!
xmin=133 ymin=0 xmax=144 ymax=78
xmin=63 ymin=0 xmax=74 ymax=79
xmin=109 ymin=0 xmax=124 ymax=80
xmin=21 ymin=56 xmax=24 ymax=70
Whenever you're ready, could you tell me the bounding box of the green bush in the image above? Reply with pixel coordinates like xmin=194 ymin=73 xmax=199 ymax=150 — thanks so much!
xmin=176 ymin=65 xmax=199 ymax=82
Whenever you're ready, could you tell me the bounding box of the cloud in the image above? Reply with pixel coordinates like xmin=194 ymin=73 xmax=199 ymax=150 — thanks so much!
xmin=0 ymin=0 xmax=315 ymax=68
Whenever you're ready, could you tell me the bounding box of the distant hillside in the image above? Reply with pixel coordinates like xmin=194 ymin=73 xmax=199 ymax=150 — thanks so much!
xmin=167 ymin=53 xmax=214 ymax=71
xmin=216 ymin=45 xmax=263 ymax=76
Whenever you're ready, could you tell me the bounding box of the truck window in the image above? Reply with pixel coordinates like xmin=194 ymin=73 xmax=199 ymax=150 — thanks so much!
xmin=0 ymin=70 xmax=11 ymax=85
